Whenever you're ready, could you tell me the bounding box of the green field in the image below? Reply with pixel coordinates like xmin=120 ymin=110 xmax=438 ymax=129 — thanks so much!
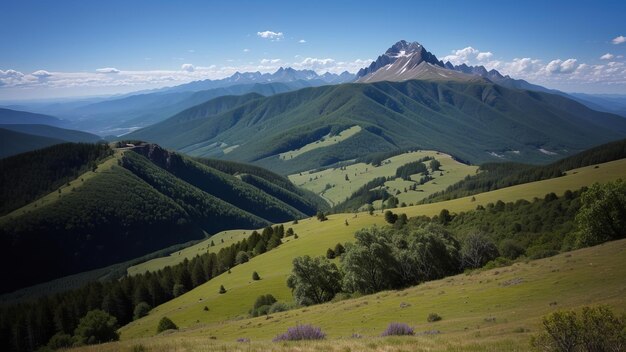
xmin=115 ymin=157 xmax=626 ymax=343
xmin=279 ymin=125 xmax=362 ymax=160
xmin=288 ymin=150 xmax=478 ymax=207
xmin=81 ymin=238 xmax=626 ymax=352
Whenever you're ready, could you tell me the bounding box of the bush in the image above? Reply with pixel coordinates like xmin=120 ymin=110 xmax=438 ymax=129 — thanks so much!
xmin=273 ymin=324 xmax=326 ymax=341
xmin=252 ymin=271 xmax=261 ymax=280
xmin=530 ymin=305 xmax=626 ymax=351
xmin=427 ymin=313 xmax=442 ymax=322
xmin=133 ymin=302 xmax=151 ymax=320
xmin=47 ymin=332 xmax=74 ymax=349
xmin=156 ymin=316 xmax=178 ymax=333
xmin=316 ymin=211 xmax=328 ymax=222
xmin=74 ymin=309 xmax=119 ymax=345
xmin=268 ymin=301 xmax=291 ymax=314
xmin=576 ymin=179 xmax=626 ymax=247
xmin=286 ymin=255 xmax=342 ymax=305
xmin=250 ymin=294 xmax=277 ymax=317
xmin=461 ymin=233 xmax=499 ymax=269
xmin=219 ymin=285 xmax=227 ymax=294
xmin=381 ymin=322 xmax=414 ymax=336
xmin=334 ymin=243 xmax=345 ymax=256
xmin=326 ymin=248 xmax=336 ymax=259
xmin=384 ymin=210 xmax=398 ymax=224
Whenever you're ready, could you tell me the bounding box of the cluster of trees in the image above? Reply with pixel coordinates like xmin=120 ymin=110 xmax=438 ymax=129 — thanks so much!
xmin=0 ymin=143 xmax=113 ymax=215
xmin=289 ymin=182 xmax=626 ymax=306
xmin=354 ymin=147 xmax=421 ymax=167
xmin=334 ymin=177 xmax=388 ymax=212
xmin=0 ymin=224 xmax=289 ymax=352
xmin=424 ymin=138 xmax=626 ymax=203
xmin=287 ymin=223 xmax=498 ymax=305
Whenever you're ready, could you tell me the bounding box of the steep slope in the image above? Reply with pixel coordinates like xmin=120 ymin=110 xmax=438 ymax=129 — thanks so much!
xmin=0 ymin=128 xmax=66 ymax=159
xmin=0 ymin=107 xmax=64 ymax=126
xmin=128 ymin=79 xmax=626 ymax=174
xmin=0 ymin=143 xmax=320 ymax=293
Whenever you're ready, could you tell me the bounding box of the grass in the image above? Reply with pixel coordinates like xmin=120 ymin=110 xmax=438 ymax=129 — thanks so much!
xmin=127 ymin=229 xmax=251 ymax=276
xmin=279 ymin=125 xmax=362 ymax=160
xmin=115 ymin=157 xmax=626 ymax=344
xmin=288 ymin=150 xmax=478 ymax=207
xmin=81 ymin=238 xmax=626 ymax=351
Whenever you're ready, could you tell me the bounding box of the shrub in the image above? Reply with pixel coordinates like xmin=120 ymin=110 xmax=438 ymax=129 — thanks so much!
xmin=273 ymin=324 xmax=326 ymax=341
xmin=47 ymin=332 xmax=74 ymax=349
xmin=384 ymin=210 xmax=398 ymax=224
xmin=133 ymin=302 xmax=151 ymax=320
xmin=316 ymin=211 xmax=328 ymax=221
xmin=219 ymin=285 xmax=227 ymax=294
xmin=252 ymin=271 xmax=261 ymax=280
xmin=530 ymin=305 xmax=626 ymax=351
xmin=427 ymin=313 xmax=442 ymax=322
xmin=326 ymin=248 xmax=336 ymax=259
xmin=334 ymin=243 xmax=345 ymax=256
xmin=156 ymin=316 xmax=178 ymax=333
xmin=381 ymin=322 xmax=414 ymax=336
xmin=576 ymin=179 xmax=626 ymax=247
xmin=74 ymin=309 xmax=119 ymax=345
xmin=268 ymin=301 xmax=291 ymax=314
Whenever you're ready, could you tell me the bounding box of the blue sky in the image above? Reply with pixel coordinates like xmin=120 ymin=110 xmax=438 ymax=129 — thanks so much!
xmin=1 ymin=0 xmax=625 ymax=99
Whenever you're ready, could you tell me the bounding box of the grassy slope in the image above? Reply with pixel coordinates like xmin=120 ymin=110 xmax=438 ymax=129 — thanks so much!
xmin=88 ymin=238 xmax=626 ymax=352
xmin=289 ymin=150 xmax=478 ymax=207
xmin=278 ymin=125 xmax=362 ymax=160
xmin=118 ymin=157 xmax=626 ymax=341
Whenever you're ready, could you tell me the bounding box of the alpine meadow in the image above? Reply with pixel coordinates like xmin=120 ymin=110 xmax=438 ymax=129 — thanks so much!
xmin=1 ymin=1 xmax=626 ymax=352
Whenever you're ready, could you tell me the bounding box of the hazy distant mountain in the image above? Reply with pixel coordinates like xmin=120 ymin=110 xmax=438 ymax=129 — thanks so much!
xmin=0 ymin=124 xmax=101 ymax=159
xmin=0 ymin=108 xmax=64 ymax=126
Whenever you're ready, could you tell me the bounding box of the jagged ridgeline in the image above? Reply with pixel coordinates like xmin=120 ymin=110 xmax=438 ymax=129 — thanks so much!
xmin=0 ymin=143 xmax=323 ymax=293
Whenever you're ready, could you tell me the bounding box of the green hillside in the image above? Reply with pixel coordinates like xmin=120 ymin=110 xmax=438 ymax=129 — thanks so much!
xmin=112 ymin=157 xmax=626 ymax=341
xmin=128 ymin=80 xmax=626 ymax=174
xmin=0 ymin=143 xmax=322 ymax=293
xmin=82 ymin=239 xmax=626 ymax=352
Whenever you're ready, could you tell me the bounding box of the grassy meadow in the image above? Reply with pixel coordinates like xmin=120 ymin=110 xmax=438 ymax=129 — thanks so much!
xmin=288 ymin=150 xmax=478 ymax=207
xmin=115 ymin=158 xmax=626 ymax=346
xmin=80 ymin=238 xmax=626 ymax=351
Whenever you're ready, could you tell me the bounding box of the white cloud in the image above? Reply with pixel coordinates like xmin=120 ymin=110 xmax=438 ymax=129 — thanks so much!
xmin=96 ymin=67 xmax=120 ymax=74
xmin=257 ymin=30 xmax=284 ymax=41
xmin=442 ymin=46 xmax=494 ymax=65
xmin=600 ymin=53 xmax=615 ymax=60
xmin=545 ymin=59 xmax=578 ymax=74
xmin=292 ymin=57 xmax=371 ymax=73
xmin=612 ymin=35 xmax=626 ymax=44
xmin=31 ymin=70 xmax=52 ymax=78
xmin=298 ymin=39 xmax=306 ymax=43
xmin=243 ymin=48 xmax=250 ymax=52
xmin=260 ymin=58 xmax=281 ymax=64
xmin=181 ymin=63 xmax=195 ymax=72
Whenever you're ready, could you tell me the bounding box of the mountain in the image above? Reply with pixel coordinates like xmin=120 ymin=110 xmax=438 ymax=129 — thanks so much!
xmin=0 ymin=124 xmax=102 ymax=159
xmin=567 ymin=93 xmax=626 ymax=117
xmin=127 ymin=79 xmax=626 ymax=175
xmin=0 ymin=107 xmax=64 ymax=126
xmin=160 ymin=67 xmax=355 ymax=94
xmin=0 ymin=142 xmax=323 ymax=293
xmin=356 ymin=40 xmax=485 ymax=83
xmin=0 ymin=128 xmax=66 ymax=159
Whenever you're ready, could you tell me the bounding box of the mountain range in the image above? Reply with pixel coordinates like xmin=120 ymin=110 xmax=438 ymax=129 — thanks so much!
xmin=127 ymin=41 xmax=626 ymax=174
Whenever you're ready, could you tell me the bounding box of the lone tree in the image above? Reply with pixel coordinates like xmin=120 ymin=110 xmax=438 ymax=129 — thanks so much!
xmin=74 ymin=309 xmax=119 ymax=345
xmin=219 ymin=285 xmax=227 ymax=294
xmin=576 ymin=179 xmax=626 ymax=247
xmin=156 ymin=316 xmax=178 ymax=333
xmin=316 ymin=211 xmax=328 ymax=222
xmin=286 ymin=255 xmax=342 ymax=305
xmin=384 ymin=210 xmax=398 ymax=224
xmin=252 ymin=271 xmax=261 ymax=280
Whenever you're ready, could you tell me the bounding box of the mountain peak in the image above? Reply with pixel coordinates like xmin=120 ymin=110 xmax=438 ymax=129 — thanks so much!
xmin=356 ymin=40 xmax=445 ymax=80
